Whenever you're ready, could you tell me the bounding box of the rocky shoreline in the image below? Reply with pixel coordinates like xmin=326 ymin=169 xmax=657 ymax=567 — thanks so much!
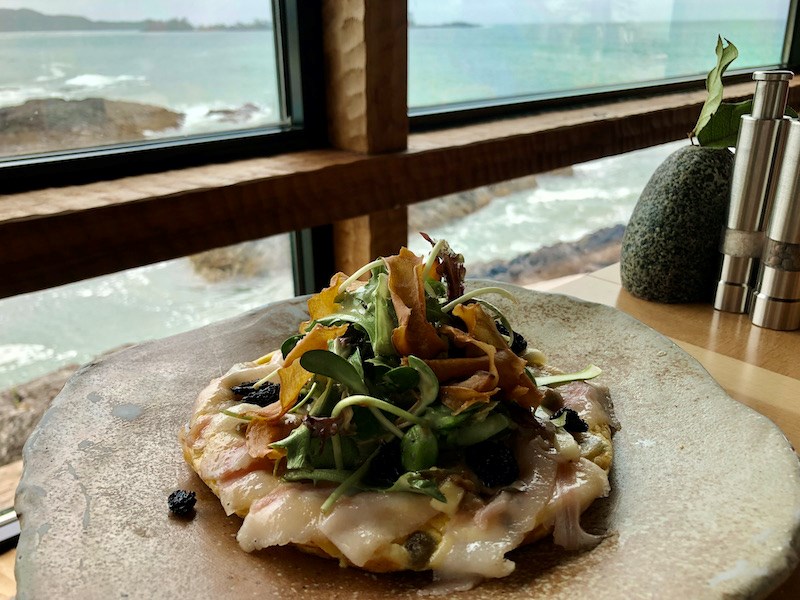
xmin=0 ymin=97 xmax=183 ymax=155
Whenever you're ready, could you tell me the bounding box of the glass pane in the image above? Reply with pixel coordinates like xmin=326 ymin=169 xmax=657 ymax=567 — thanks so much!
xmin=408 ymin=140 xmax=683 ymax=284
xmin=0 ymin=234 xmax=293 ymax=463
xmin=0 ymin=1 xmax=282 ymax=158
xmin=408 ymin=1 xmax=790 ymax=108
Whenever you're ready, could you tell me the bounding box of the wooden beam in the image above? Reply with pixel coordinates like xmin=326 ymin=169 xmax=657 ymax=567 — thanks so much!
xmin=332 ymin=206 xmax=409 ymax=275
xmin=322 ymin=0 xmax=408 ymax=154
xmin=322 ymin=0 xmax=409 ymax=276
xmin=3 ymin=80 xmax=798 ymax=299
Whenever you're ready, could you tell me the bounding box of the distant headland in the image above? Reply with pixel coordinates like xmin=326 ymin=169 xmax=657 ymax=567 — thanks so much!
xmin=0 ymin=8 xmax=272 ymax=32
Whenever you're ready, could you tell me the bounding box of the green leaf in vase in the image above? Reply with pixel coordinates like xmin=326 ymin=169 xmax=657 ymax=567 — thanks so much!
xmin=691 ymin=36 xmax=738 ymax=141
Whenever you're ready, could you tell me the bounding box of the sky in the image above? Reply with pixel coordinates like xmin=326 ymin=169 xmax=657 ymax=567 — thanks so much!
xmin=0 ymin=1 xmax=273 ymax=26
xmin=0 ymin=0 xmax=790 ymax=26
xmin=408 ymin=0 xmax=790 ymax=24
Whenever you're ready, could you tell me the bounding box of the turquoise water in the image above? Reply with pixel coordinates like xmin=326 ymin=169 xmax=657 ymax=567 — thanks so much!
xmin=0 ymin=19 xmax=788 ymax=388
xmin=410 ymin=20 xmax=785 ymax=106
xmin=0 ymin=30 xmax=282 ymax=139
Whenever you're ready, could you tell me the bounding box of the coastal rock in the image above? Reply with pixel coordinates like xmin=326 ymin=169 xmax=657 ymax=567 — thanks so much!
xmin=0 ymin=97 xmax=183 ymax=155
xmin=471 ymin=224 xmax=625 ymax=285
xmin=620 ymin=146 xmax=734 ymax=303
xmin=189 ymin=236 xmax=292 ymax=282
xmin=409 ymin=175 xmax=538 ymax=232
xmin=0 ymin=364 xmax=78 ymax=467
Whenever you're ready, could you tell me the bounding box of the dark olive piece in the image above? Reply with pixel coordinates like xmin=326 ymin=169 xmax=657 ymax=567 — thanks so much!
xmin=464 ymin=438 xmax=519 ymax=488
xmin=363 ymin=439 xmax=404 ymax=488
xmin=494 ymin=322 xmax=528 ymax=354
xmin=167 ymin=489 xmax=196 ymax=517
xmin=230 ymin=381 xmax=280 ymax=407
xmin=551 ymin=407 xmax=589 ymax=433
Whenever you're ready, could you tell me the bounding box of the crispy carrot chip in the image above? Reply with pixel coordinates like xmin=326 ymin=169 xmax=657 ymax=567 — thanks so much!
xmin=284 ymin=323 xmax=348 ymax=367
xmin=303 ymin=272 xmax=349 ymax=331
xmin=440 ymin=384 xmax=498 ymax=414
xmin=446 ymin=306 xmax=544 ymax=410
xmin=246 ymin=415 xmax=297 ymax=459
xmin=385 ymin=247 xmax=447 ymax=359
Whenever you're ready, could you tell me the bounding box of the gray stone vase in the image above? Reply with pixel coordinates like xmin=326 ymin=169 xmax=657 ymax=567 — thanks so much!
xmin=621 ymin=145 xmax=734 ymax=303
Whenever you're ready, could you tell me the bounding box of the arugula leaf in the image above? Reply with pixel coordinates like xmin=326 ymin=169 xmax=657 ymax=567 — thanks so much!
xmin=270 ymin=425 xmax=312 ymax=469
xmin=313 ymin=268 xmax=397 ymax=359
xmin=691 ymin=36 xmax=738 ymax=140
xmin=300 ymin=349 xmax=369 ymax=396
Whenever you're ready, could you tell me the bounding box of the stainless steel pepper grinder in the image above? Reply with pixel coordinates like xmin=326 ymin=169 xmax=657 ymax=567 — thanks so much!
xmin=713 ymin=70 xmax=793 ymax=313
xmin=751 ymin=117 xmax=800 ymax=330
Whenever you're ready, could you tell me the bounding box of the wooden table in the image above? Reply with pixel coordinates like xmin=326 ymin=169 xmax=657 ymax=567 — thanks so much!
xmin=1 ymin=264 xmax=799 ymax=599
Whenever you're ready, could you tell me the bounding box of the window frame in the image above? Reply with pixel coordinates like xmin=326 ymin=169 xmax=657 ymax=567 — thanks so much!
xmin=0 ymin=0 xmax=327 ymax=195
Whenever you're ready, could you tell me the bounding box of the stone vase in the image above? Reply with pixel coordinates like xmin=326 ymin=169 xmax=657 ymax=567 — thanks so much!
xmin=620 ymin=145 xmax=734 ymax=303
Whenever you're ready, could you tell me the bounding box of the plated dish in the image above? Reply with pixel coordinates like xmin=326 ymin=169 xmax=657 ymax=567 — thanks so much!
xmin=180 ymin=241 xmax=616 ymax=592
xmin=14 ymin=273 xmax=800 ymax=599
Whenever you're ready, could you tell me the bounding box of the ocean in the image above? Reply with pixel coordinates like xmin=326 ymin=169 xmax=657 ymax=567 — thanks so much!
xmin=0 ymin=20 xmax=787 ymax=389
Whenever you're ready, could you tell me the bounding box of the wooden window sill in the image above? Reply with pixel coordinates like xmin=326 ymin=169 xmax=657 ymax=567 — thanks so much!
xmin=3 ymin=80 xmax=798 ymax=299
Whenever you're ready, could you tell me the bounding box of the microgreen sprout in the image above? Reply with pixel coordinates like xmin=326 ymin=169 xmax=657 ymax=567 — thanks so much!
xmin=421 ymin=238 xmax=447 ymax=281
xmin=337 ymin=258 xmax=386 ymax=295
xmin=321 ymin=447 xmax=381 ymax=513
xmin=254 ymin=351 xmax=275 ymax=365
xmin=289 ymin=381 xmax=319 ymax=414
xmin=220 ymin=409 xmax=254 ymax=421
xmin=533 ymin=364 xmax=602 ymax=387
xmin=252 ymin=368 xmax=280 ymax=389
xmin=441 ymin=286 xmax=517 ymax=313
xmin=331 ymin=395 xmax=428 ymax=427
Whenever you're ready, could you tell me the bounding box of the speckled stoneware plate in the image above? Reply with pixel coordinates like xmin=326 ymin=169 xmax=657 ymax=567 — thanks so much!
xmin=14 ymin=283 xmax=800 ymax=599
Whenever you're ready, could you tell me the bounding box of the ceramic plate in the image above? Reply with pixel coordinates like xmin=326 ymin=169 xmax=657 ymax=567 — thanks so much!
xmin=15 ymin=284 xmax=800 ymax=599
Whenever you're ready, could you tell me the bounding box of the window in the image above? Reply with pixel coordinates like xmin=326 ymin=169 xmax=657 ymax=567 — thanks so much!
xmin=408 ymin=0 xmax=792 ymax=111
xmin=0 ymin=233 xmax=294 ymax=394
xmin=0 ymin=1 xmax=283 ymax=160
xmin=408 ymin=140 xmax=684 ymax=284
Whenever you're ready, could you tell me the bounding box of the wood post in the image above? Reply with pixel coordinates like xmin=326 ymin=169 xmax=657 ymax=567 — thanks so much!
xmin=322 ymin=0 xmax=409 ymax=276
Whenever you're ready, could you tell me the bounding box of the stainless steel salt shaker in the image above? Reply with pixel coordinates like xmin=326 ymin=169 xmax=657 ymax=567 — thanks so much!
xmin=751 ymin=118 xmax=800 ymax=330
xmin=713 ymin=70 xmax=793 ymax=313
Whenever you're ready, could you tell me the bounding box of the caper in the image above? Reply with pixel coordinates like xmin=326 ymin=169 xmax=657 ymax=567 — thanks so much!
xmin=401 ymin=425 xmax=438 ymax=471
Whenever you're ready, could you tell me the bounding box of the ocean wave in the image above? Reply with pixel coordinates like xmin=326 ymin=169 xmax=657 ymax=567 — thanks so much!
xmin=149 ymin=101 xmax=275 ymax=137
xmin=0 ymin=86 xmax=57 ymax=107
xmin=34 ymin=62 xmax=68 ymax=82
xmin=64 ymin=73 xmax=146 ymax=89
xmin=525 ymin=186 xmax=634 ymax=204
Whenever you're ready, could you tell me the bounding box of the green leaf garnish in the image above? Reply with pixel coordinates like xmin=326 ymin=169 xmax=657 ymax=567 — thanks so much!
xmin=382 ymin=365 xmax=420 ymax=392
xmin=281 ymin=334 xmax=304 ymax=359
xmin=691 ymin=36 xmax=738 ymax=141
xmin=282 ymin=468 xmax=352 ymax=484
xmin=385 ymin=472 xmax=446 ymax=502
xmin=534 ymin=364 xmax=602 ymax=387
xmin=300 ymin=349 xmax=369 ymax=396
xmin=447 ymin=412 xmax=510 ymax=447
xmin=270 ymin=425 xmax=312 ymax=470
xmin=407 ymin=355 xmax=439 ymax=414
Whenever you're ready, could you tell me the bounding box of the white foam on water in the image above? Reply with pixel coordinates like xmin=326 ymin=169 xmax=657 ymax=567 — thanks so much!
xmin=64 ymin=73 xmax=146 ymax=89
